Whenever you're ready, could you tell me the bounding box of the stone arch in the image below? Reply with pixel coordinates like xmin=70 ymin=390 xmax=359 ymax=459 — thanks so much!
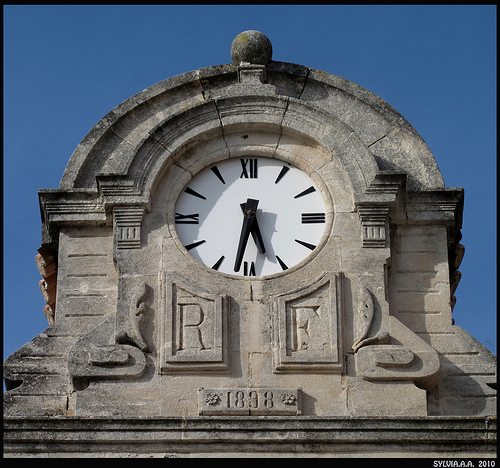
xmin=143 ymin=97 xmax=369 ymax=213
xmin=57 ymin=61 xmax=443 ymax=205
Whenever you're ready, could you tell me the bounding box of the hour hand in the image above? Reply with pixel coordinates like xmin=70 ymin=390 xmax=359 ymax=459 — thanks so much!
xmin=240 ymin=202 xmax=266 ymax=255
xmin=234 ymin=199 xmax=259 ymax=272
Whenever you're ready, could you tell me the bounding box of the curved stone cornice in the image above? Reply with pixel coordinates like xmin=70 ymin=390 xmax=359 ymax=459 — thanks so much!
xmin=58 ymin=61 xmax=444 ymax=197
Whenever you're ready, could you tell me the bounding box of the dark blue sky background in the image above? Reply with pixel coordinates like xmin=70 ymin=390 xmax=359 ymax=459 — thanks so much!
xmin=4 ymin=5 xmax=496 ymax=363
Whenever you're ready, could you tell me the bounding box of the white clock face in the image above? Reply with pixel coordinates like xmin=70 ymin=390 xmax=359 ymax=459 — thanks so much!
xmin=174 ymin=157 xmax=328 ymax=277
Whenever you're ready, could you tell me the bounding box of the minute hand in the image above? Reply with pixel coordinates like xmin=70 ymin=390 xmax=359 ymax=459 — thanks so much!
xmin=234 ymin=199 xmax=259 ymax=272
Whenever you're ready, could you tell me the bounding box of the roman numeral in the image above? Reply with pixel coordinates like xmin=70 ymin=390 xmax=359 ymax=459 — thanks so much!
xmin=175 ymin=213 xmax=199 ymax=224
xmin=211 ymin=166 xmax=225 ymax=184
xmin=184 ymin=240 xmax=206 ymax=251
xmin=275 ymin=165 xmax=290 ymax=184
xmin=276 ymin=255 xmax=288 ymax=271
xmin=301 ymin=213 xmax=326 ymax=224
xmin=294 ymin=186 xmax=316 ymax=199
xmin=212 ymin=255 xmax=225 ymax=270
xmin=295 ymin=239 xmax=316 ymax=251
xmin=243 ymin=261 xmax=256 ymax=276
xmin=184 ymin=187 xmax=206 ymax=200
xmin=240 ymin=158 xmax=258 ymax=178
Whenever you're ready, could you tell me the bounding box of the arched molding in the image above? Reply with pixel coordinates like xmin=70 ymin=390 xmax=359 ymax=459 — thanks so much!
xmin=143 ymin=95 xmax=373 ymax=210
xmin=40 ymin=61 xmax=449 ymax=250
xmin=59 ymin=61 xmax=444 ymax=197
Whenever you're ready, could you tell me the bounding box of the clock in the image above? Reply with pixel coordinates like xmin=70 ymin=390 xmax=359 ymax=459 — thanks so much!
xmin=174 ymin=156 xmax=329 ymax=277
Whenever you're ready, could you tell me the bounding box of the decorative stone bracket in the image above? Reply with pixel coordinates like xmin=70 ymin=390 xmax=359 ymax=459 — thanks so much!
xmin=115 ymin=281 xmax=149 ymax=352
xmin=68 ymin=315 xmax=147 ymax=390
xmin=351 ymin=280 xmax=440 ymax=392
xmin=113 ymin=206 xmax=145 ymax=249
xmin=355 ymin=316 xmax=440 ymax=391
xmin=67 ymin=280 xmax=150 ymax=390
xmin=355 ymin=171 xmax=406 ymax=249
xmin=357 ymin=205 xmax=390 ymax=248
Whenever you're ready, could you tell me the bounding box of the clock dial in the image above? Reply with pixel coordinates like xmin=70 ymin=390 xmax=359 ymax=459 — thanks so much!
xmin=174 ymin=157 xmax=328 ymax=277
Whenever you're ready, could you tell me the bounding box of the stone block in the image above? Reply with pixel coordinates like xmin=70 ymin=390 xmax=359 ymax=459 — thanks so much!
xmin=348 ymin=380 xmax=428 ymax=416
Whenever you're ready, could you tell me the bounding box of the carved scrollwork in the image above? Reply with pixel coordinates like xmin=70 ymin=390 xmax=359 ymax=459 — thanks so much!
xmin=353 ymin=330 xmax=391 ymax=353
xmin=355 ymin=316 xmax=440 ymax=391
xmin=353 ymin=285 xmax=374 ymax=351
xmin=352 ymin=285 xmax=391 ymax=352
xmin=115 ymin=281 xmax=148 ymax=352
xmin=67 ymin=281 xmax=151 ymax=390
xmin=68 ymin=315 xmax=147 ymax=390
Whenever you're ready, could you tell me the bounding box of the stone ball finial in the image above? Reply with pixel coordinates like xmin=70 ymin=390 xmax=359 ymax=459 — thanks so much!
xmin=231 ymin=30 xmax=273 ymax=66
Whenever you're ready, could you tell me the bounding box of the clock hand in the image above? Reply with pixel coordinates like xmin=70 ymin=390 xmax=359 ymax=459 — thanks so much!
xmin=234 ymin=198 xmax=259 ymax=272
xmin=240 ymin=203 xmax=266 ymax=255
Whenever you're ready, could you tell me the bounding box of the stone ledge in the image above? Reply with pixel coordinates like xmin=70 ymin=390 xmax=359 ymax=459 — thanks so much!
xmin=4 ymin=416 xmax=496 ymax=456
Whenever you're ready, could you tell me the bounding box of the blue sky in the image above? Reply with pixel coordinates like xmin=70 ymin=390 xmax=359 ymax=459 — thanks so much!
xmin=3 ymin=5 xmax=496 ymax=364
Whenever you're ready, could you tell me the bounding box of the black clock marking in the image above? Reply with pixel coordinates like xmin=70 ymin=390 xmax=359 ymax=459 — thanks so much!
xmin=234 ymin=199 xmax=262 ymax=272
xmin=175 ymin=213 xmax=200 ymax=224
xmin=240 ymin=158 xmax=258 ymax=179
xmin=301 ymin=212 xmax=326 ymax=224
xmin=276 ymin=255 xmax=289 ymax=271
xmin=212 ymin=255 xmax=225 ymax=271
xmin=295 ymin=239 xmax=316 ymax=251
xmin=185 ymin=240 xmax=206 ymax=251
xmin=184 ymin=187 xmax=206 ymax=200
xmin=275 ymin=165 xmax=290 ymax=184
xmin=239 ymin=202 xmax=266 ymax=255
xmin=294 ymin=186 xmax=316 ymax=199
xmin=243 ymin=261 xmax=256 ymax=276
xmin=211 ymin=166 xmax=226 ymax=184
xmin=176 ymin=158 xmax=327 ymax=277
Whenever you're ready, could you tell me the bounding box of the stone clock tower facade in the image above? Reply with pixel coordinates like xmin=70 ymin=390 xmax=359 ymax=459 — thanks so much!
xmin=4 ymin=31 xmax=496 ymax=457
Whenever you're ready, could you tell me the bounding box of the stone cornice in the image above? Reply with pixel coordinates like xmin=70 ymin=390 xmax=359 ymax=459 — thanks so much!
xmin=405 ymin=188 xmax=464 ymax=227
xmin=4 ymin=416 xmax=496 ymax=456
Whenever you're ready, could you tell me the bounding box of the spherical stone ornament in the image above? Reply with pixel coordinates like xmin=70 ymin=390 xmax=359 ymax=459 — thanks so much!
xmin=231 ymin=30 xmax=273 ymax=66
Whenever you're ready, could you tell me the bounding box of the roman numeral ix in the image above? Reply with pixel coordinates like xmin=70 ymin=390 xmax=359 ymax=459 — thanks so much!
xmin=175 ymin=213 xmax=199 ymax=224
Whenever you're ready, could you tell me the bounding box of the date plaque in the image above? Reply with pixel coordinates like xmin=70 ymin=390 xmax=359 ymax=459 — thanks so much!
xmin=198 ymin=388 xmax=301 ymax=415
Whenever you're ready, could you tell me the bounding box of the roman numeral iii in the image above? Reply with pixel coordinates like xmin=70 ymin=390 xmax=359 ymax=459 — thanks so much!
xmin=301 ymin=213 xmax=326 ymax=224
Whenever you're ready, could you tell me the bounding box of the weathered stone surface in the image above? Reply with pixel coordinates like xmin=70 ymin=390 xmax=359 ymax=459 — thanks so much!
xmin=3 ymin=416 xmax=496 ymax=457
xmin=231 ymin=30 xmax=273 ymax=66
xmin=4 ymin=30 xmax=496 ymax=457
